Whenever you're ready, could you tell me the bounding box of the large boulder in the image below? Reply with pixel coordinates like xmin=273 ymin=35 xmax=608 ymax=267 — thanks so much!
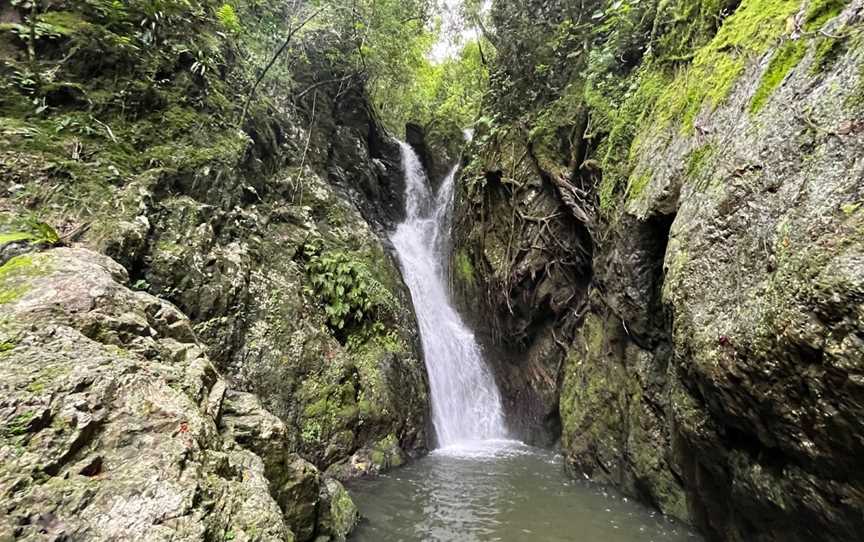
xmin=0 ymin=248 xmax=295 ymax=541
xmin=316 ymin=478 xmax=359 ymax=542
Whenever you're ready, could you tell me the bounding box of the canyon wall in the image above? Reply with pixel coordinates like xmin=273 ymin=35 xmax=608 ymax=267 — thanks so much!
xmin=453 ymin=1 xmax=864 ymax=539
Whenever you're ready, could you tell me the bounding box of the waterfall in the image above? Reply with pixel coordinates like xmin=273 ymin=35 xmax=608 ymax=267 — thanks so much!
xmin=390 ymin=141 xmax=507 ymax=447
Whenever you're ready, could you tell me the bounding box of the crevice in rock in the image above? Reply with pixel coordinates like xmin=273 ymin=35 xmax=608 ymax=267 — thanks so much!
xmin=723 ymin=425 xmax=788 ymax=474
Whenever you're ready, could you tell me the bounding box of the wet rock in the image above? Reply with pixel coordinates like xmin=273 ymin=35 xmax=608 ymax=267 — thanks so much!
xmin=220 ymin=391 xmax=364 ymax=542
xmin=274 ymin=455 xmax=321 ymax=542
xmin=455 ymin=1 xmax=864 ymax=539
xmin=316 ymin=478 xmax=359 ymax=542
xmin=325 ymin=433 xmax=406 ymax=480
xmin=135 ymin=167 xmax=428 ymax=478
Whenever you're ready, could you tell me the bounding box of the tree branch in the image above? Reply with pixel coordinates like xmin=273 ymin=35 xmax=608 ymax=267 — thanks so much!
xmin=237 ymin=7 xmax=325 ymax=127
xmin=294 ymin=74 xmax=354 ymax=102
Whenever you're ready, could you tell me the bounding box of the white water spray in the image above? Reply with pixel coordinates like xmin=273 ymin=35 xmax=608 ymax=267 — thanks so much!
xmin=390 ymin=141 xmax=507 ymax=447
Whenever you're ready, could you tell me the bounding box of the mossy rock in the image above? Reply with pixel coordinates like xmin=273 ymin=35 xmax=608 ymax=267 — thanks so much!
xmin=316 ymin=478 xmax=359 ymax=541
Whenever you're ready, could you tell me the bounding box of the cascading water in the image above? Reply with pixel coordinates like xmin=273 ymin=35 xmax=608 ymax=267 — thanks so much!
xmin=350 ymin=142 xmax=701 ymax=541
xmin=390 ymin=141 xmax=507 ymax=447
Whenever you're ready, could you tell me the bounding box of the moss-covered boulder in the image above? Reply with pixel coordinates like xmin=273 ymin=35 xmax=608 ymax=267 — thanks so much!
xmin=0 ymin=248 xmax=296 ymax=541
xmin=316 ymin=478 xmax=359 ymax=542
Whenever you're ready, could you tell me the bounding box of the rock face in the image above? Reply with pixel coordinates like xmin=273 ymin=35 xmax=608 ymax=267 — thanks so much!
xmin=139 ymin=165 xmax=429 ymax=479
xmin=0 ymin=226 xmax=406 ymax=542
xmin=0 ymin=248 xmax=302 ymax=540
xmin=451 ymin=129 xmax=593 ymax=446
xmin=0 ymin=1 xmax=430 ymax=540
xmin=454 ymin=0 xmax=864 ymax=540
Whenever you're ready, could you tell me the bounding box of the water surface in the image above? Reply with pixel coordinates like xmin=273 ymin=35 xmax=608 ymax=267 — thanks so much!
xmin=349 ymin=442 xmax=700 ymax=542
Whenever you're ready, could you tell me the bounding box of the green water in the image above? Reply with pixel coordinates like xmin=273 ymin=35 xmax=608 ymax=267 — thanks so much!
xmin=348 ymin=441 xmax=701 ymax=542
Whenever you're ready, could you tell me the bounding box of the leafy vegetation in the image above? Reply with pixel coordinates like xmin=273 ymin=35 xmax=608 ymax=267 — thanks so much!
xmin=313 ymin=0 xmax=491 ymax=134
xmin=0 ymin=0 xmax=489 ymax=239
xmin=215 ymin=3 xmax=240 ymax=33
xmin=0 ymin=214 xmax=60 ymax=247
xmin=305 ymin=248 xmax=398 ymax=333
xmin=474 ymin=0 xmax=833 ymax=214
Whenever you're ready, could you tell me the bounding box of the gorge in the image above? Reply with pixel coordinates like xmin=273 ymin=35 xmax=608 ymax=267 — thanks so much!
xmin=349 ymin=141 xmax=700 ymax=541
xmin=1 ymin=1 xmax=863 ymax=541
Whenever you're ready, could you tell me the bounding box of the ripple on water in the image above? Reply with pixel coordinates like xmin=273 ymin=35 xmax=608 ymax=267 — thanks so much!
xmin=347 ymin=444 xmax=702 ymax=542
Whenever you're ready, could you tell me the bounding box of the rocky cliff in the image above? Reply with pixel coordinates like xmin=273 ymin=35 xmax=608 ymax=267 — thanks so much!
xmin=453 ymin=0 xmax=864 ymax=540
xmin=0 ymin=1 xmax=426 ymax=540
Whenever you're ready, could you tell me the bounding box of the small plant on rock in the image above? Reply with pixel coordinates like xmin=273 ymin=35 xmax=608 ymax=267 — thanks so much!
xmin=215 ymin=4 xmax=241 ymax=33
xmin=304 ymin=246 xmax=397 ymax=333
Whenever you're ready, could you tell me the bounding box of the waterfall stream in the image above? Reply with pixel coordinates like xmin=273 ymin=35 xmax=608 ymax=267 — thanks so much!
xmin=348 ymin=142 xmax=699 ymax=542
xmin=390 ymin=141 xmax=507 ymax=447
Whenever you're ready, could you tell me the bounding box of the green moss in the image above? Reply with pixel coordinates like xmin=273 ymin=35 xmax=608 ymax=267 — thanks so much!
xmin=297 ymin=327 xmax=408 ymax=450
xmin=303 ymin=397 xmax=333 ymax=418
xmin=582 ymin=313 xmax=606 ymax=355
xmin=0 ymin=0 xmax=296 ymax=249
xmin=324 ymin=480 xmax=359 ymax=536
xmin=325 ymin=202 xmax=349 ymax=227
xmin=454 ymin=249 xmax=475 ymax=285
xmin=559 ymin=311 xmax=621 ymax=451
xmin=841 ymin=202 xmax=861 ymax=215
xmin=346 ymin=329 xmax=403 ymax=398
xmin=38 ymin=11 xmax=90 ymax=36
xmin=2 ymin=411 xmax=36 ymax=438
xmin=625 ymin=172 xmax=652 ymax=202
xmin=299 ymin=376 xmax=343 ymax=445
xmin=0 ymin=255 xmax=43 ymax=304
xmin=27 ymin=365 xmax=71 ymax=393
xmin=369 ymin=433 xmax=401 ymax=468
xmin=144 ymin=129 xmax=249 ymax=173
xmin=690 ymin=54 xmax=745 ymax=127
xmin=811 ymin=36 xmax=844 ymax=75
xmin=651 ymin=0 xmax=740 ymax=61
xmin=750 ymin=39 xmax=808 ymax=113
xmin=685 ymin=144 xmax=715 ymax=180
xmin=592 ymin=68 xmax=669 ymax=212
xmin=804 ymin=0 xmax=848 ymax=30
xmin=369 ymin=449 xmax=386 ymax=466
xmin=598 ymin=172 xmax=621 ymax=212
xmin=593 ymin=0 xmax=802 ymax=212
xmin=653 ymin=0 xmax=801 ymax=129
xmin=846 ymin=61 xmax=864 ymax=109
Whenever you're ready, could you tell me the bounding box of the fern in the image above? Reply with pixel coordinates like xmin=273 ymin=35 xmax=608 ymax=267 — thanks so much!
xmin=215 ymin=4 xmax=240 ymax=33
xmin=305 ymin=249 xmax=397 ymax=332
